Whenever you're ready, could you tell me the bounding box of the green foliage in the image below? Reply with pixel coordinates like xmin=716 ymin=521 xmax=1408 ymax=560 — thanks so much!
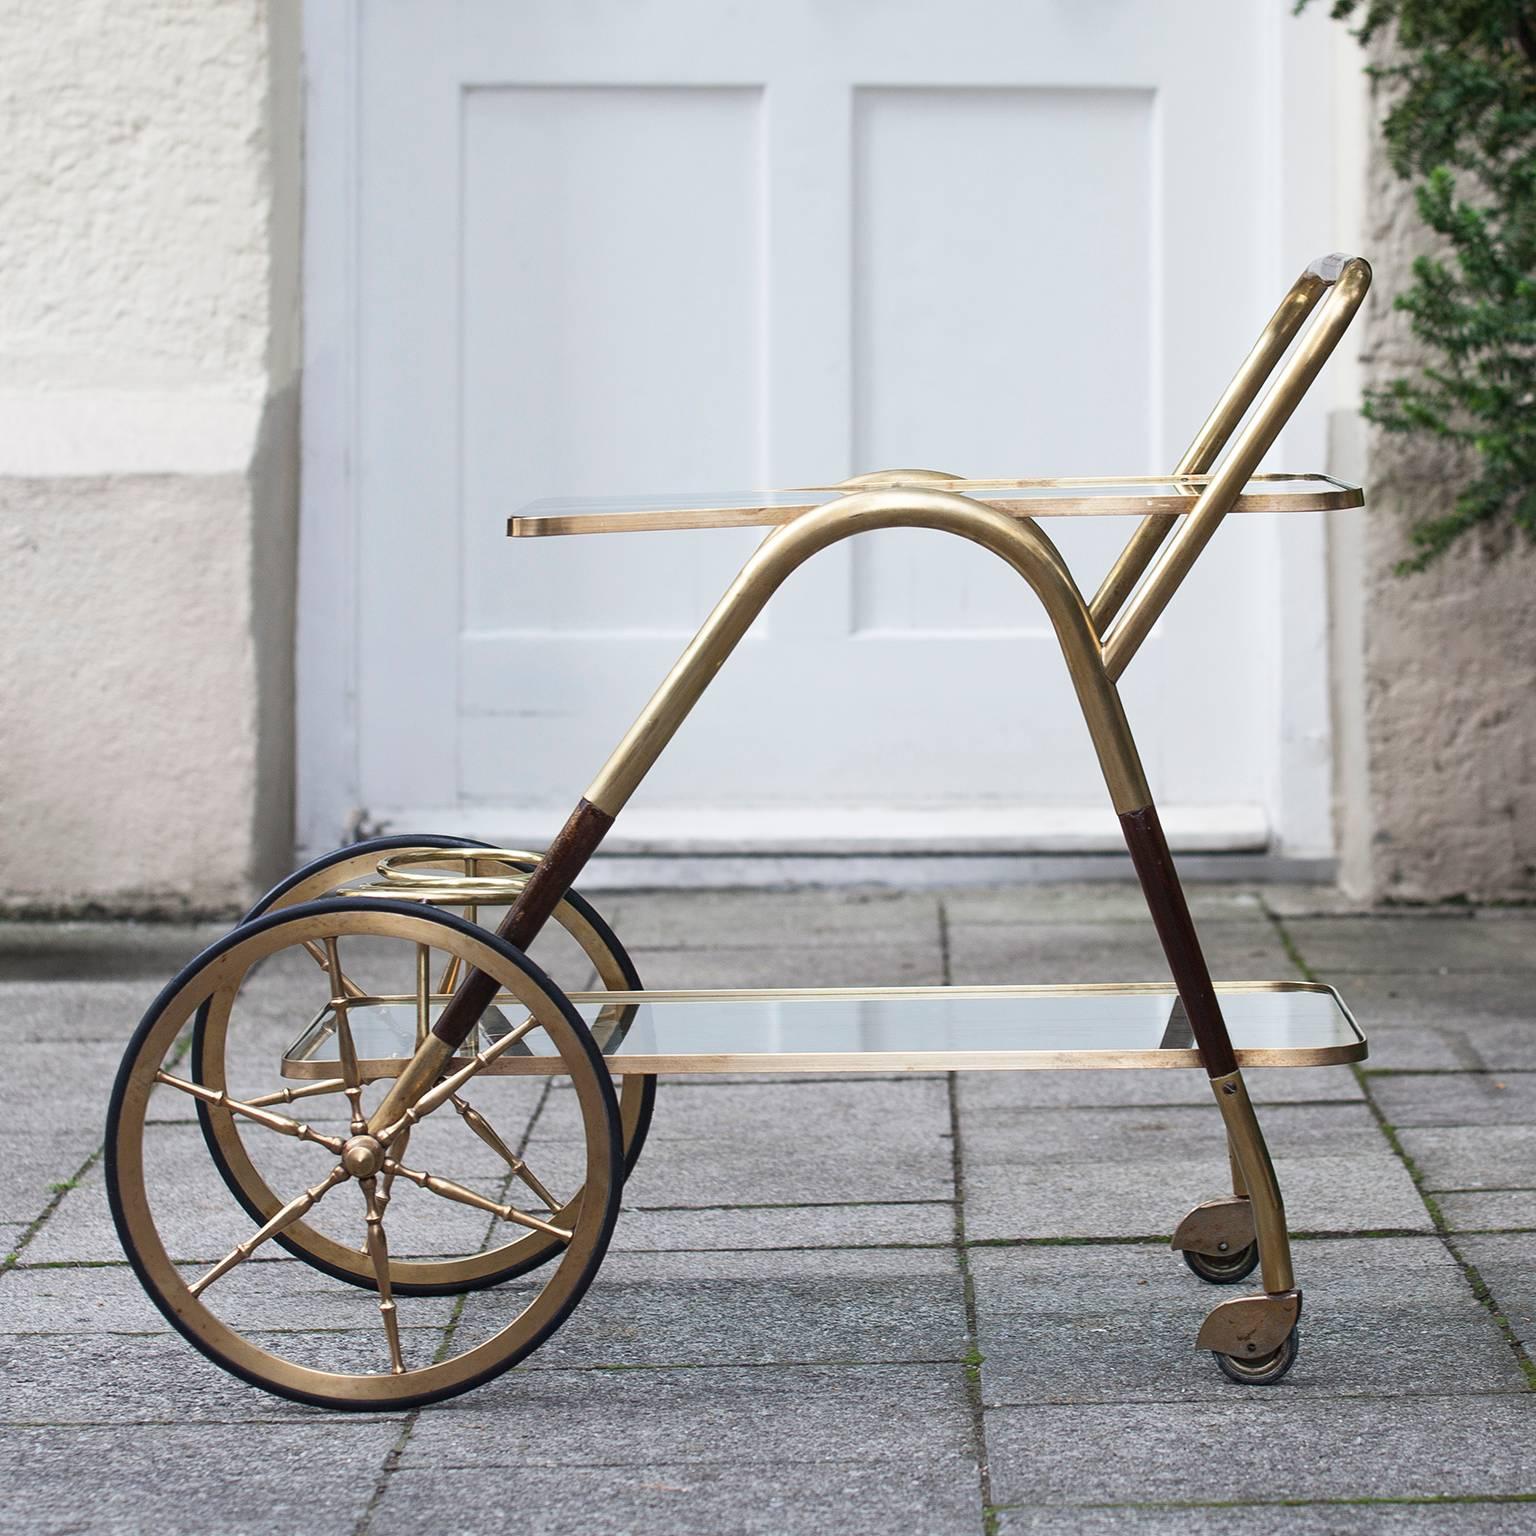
xmin=1302 ymin=1 xmax=1536 ymax=569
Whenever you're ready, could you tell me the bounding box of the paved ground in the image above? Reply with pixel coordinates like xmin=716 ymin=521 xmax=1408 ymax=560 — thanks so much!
xmin=2 ymin=883 xmax=1534 ymax=1534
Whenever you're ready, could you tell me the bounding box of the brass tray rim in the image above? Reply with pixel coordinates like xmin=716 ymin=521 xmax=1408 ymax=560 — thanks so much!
xmin=507 ymin=473 xmax=1363 ymax=539
xmin=279 ymin=979 xmax=1367 ymax=1078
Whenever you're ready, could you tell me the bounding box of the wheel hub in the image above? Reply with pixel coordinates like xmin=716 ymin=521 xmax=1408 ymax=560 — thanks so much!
xmin=342 ymin=1135 xmax=384 ymax=1179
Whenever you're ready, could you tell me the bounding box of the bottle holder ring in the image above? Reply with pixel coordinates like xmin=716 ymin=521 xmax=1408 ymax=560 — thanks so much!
xmin=352 ymin=846 xmax=543 ymax=906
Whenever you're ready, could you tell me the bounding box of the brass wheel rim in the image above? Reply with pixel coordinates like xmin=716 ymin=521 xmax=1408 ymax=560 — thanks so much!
xmin=110 ymin=903 xmax=620 ymax=1407
xmin=196 ymin=845 xmax=648 ymax=1291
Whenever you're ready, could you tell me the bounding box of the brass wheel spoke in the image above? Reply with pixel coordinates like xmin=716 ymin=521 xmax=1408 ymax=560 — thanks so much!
xmin=376 ymin=1015 xmax=539 ymax=1145
xmin=155 ymin=1072 xmax=346 ymax=1153
xmin=382 ymin=1157 xmax=573 ymax=1241
xmin=359 ymin=1176 xmax=405 ymax=1374
xmin=189 ymin=1164 xmax=350 ymax=1297
xmin=324 ymin=937 xmax=368 ymax=1135
xmin=450 ymin=1094 xmax=560 ymax=1212
xmin=299 ymin=937 xmax=367 ymax=998
xmin=415 ymin=943 xmax=431 ymax=1046
xmin=380 ymin=1124 xmax=409 ymax=1205
xmin=246 ymin=1078 xmax=348 ymax=1109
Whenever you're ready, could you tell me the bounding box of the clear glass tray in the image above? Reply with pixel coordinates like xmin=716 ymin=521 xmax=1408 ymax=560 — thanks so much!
xmin=507 ymin=474 xmax=1362 ymax=538
xmin=281 ymin=981 xmax=1366 ymax=1079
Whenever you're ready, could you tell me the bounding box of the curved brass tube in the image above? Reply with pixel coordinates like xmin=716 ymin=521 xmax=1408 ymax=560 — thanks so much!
xmin=1102 ymin=257 xmax=1372 ymax=681
xmin=583 ymin=486 xmax=1152 ymax=817
xmin=1089 ymin=262 xmax=1341 ymax=630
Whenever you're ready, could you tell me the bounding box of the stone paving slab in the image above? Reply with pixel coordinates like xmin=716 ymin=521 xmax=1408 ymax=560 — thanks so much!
xmin=608 ymin=889 xmax=942 ymax=952
xmin=3 ymin=894 xmax=1534 ymax=1535
xmin=957 ymin=1064 xmax=1362 ymax=1111
xmin=1337 ymin=969 xmax=1536 ymax=1042
xmin=1283 ymin=916 xmax=1536 ymax=975
xmin=609 ymin=1199 xmax=956 ymax=1252
xmin=960 ymin=1102 xmax=1431 ymax=1240
xmin=9 ymin=1040 xmax=130 ymax=1134
xmin=984 ymin=1394 xmax=1536 ymax=1508
xmin=0 ymin=1422 xmax=404 ymax=1536
xmin=0 ymin=1330 xmax=338 ymax=1425
xmin=0 ymin=1258 xmax=460 ymax=1337
xmin=1395 ymin=1125 xmax=1536 ymax=1193
xmin=625 ymin=940 xmax=946 ymax=989
xmin=1360 ymin=1027 xmax=1484 ymax=1072
xmin=0 ymin=978 xmax=165 ymax=1044
xmin=970 ymin=1236 xmax=1525 ymax=1405
xmin=943 ymin=885 xmax=1268 ymax=925
xmin=396 ymin=1361 xmax=977 ymax=1469
xmin=946 ymin=920 xmax=1295 ymax=985
xmin=21 ymin=1131 xmax=503 ymax=1266
xmin=465 ymin=1246 xmax=968 ymax=1369
xmin=1370 ymin=1071 xmax=1536 ymax=1128
xmin=0 ymin=1129 xmax=101 ymax=1228
xmin=997 ymin=1503 xmax=1536 ymax=1535
xmin=1456 ymin=1233 xmax=1536 ymax=1357
xmin=1438 ymin=1190 xmax=1536 ymax=1232
xmin=607 ymin=1078 xmax=955 ymax=1208
xmin=370 ymin=1461 xmax=983 ymax=1536
xmin=0 ymin=923 xmax=224 ymax=983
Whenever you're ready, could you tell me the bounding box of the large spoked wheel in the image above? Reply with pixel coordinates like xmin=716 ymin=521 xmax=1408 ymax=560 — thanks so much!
xmin=192 ymin=834 xmax=654 ymax=1295
xmin=107 ymin=899 xmax=622 ymax=1411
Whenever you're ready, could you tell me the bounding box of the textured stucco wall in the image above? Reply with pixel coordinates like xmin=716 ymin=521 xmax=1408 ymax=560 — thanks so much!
xmin=0 ymin=0 xmax=300 ymax=910
xmin=1349 ymin=49 xmax=1536 ymax=901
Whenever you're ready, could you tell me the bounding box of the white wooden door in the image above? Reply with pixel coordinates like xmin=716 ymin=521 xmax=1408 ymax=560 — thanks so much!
xmin=300 ymin=0 xmax=1342 ymax=864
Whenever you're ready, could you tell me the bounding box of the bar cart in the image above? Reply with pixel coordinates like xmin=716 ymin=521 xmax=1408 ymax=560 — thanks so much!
xmin=106 ymin=253 xmax=1372 ymax=1410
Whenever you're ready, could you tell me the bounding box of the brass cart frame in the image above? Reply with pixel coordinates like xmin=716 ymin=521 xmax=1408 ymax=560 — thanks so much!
xmin=107 ymin=253 xmax=1372 ymax=1410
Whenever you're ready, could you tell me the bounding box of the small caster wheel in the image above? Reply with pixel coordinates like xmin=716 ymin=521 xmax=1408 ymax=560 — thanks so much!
xmin=1182 ymin=1240 xmax=1260 ymax=1285
xmin=1212 ymin=1326 xmax=1300 ymax=1385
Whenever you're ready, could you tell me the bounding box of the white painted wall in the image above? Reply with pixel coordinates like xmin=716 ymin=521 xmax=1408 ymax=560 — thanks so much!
xmin=0 ymin=0 xmax=301 ymax=910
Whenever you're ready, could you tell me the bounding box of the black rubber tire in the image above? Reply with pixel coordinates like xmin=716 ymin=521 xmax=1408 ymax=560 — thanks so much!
xmin=1213 ymin=1327 xmax=1300 ymax=1386
xmin=1182 ymin=1241 xmax=1261 ymax=1286
xmin=106 ymin=899 xmax=623 ymax=1411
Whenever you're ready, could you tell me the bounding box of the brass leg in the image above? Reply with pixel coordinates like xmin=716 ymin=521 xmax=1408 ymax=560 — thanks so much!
xmin=1228 ymin=1135 xmax=1249 ymax=1198
xmin=1208 ymin=1071 xmax=1292 ymax=1295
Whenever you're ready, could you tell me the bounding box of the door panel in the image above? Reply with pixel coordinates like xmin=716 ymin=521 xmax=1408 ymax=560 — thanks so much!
xmin=316 ymin=1 xmax=1335 ymax=854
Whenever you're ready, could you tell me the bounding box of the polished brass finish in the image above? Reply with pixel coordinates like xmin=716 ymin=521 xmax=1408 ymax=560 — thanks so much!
xmin=342 ymin=1135 xmax=385 ymax=1179
xmin=1171 ymin=1197 xmax=1257 ymax=1259
xmin=382 ymin=1157 xmax=573 ymax=1240
xmin=155 ymin=1071 xmax=346 ymax=1153
xmin=188 ymin=1164 xmax=351 ymax=1298
xmin=1210 ymin=1070 xmax=1294 ymax=1294
xmin=451 ymin=1093 xmax=559 ymax=1209
xmin=584 ymin=487 xmax=1150 ymax=815
xmin=280 ymin=979 xmax=1366 ymax=1078
xmin=1103 ymin=258 xmax=1371 ymax=679
xmin=1090 ymin=258 xmax=1360 ymax=628
xmin=1196 ymin=1289 xmax=1302 ymax=1358
xmin=507 ymin=473 xmax=1360 ymax=539
xmin=372 ymin=1017 xmax=538 ymax=1144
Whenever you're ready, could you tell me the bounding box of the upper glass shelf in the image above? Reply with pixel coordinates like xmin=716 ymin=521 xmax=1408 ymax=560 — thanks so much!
xmin=281 ymin=980 xmax=1366 ymax=1079
xmin=507 ymin=474 xmax=1362 ymax=538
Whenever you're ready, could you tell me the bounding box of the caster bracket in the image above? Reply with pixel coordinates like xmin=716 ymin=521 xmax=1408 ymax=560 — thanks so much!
xmin=1196 ymin=1288 xmax=1302 ymax=1358
xmin=1172 ymin=1196 xmax=1255 ymax=1258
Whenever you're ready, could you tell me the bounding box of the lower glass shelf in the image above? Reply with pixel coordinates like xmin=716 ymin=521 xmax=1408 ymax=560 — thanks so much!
xmin=280 ymin=980 xmax=1366 ymax=1079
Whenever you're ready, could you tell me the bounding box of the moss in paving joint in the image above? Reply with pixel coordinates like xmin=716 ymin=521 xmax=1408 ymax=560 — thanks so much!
xmin=945 ymin=1067 xmax=996 ymax=1536
xmin=1069 ymin=1494 xmax=1536 ymax=1512
xmin=1263 ymin=900 xmax=1536 ymax=1392
xmin=0 ymin=1144 xmax=104 ymax=1280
